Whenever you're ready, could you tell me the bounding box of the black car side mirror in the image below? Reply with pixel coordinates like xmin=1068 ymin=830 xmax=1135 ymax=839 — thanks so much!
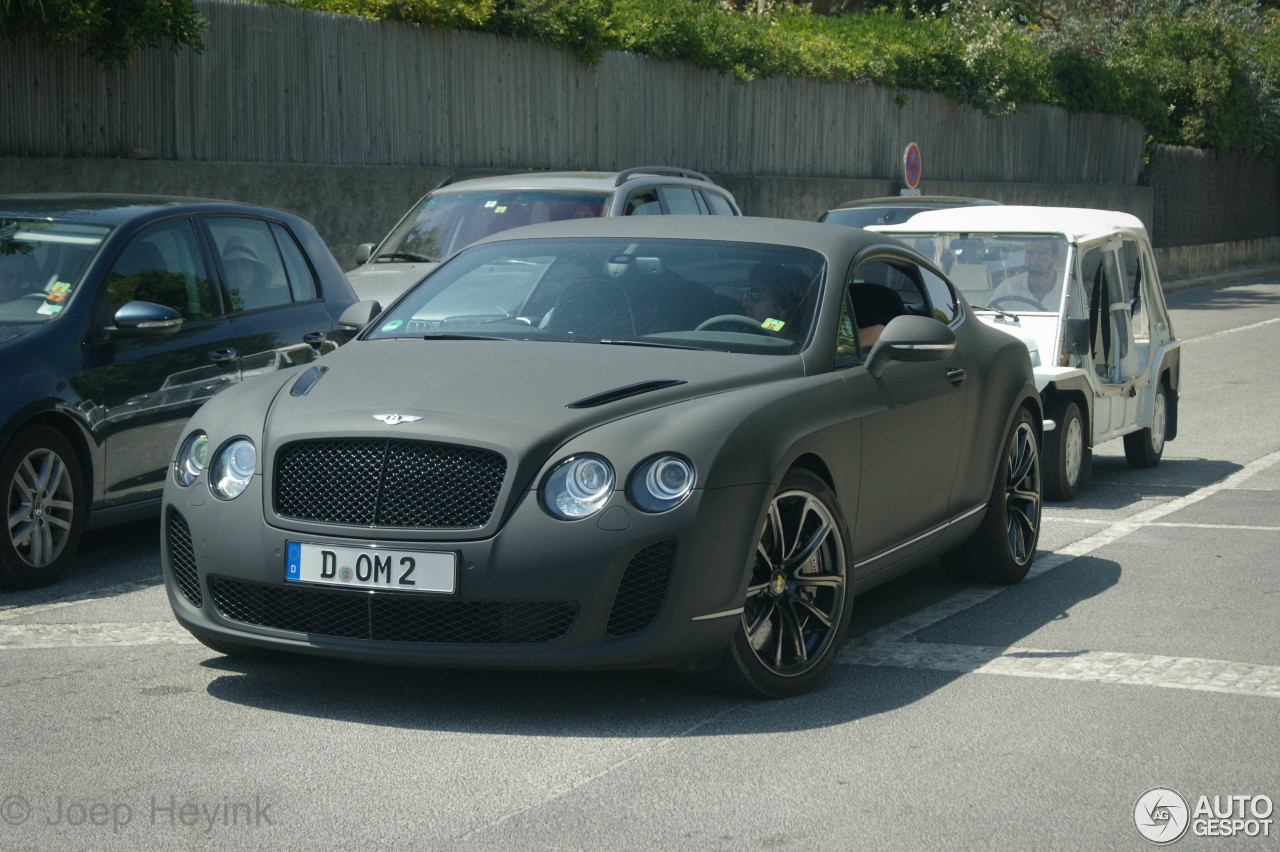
xmin=865 ymin=315 xmax=957 ymax=378
xmin=104 ymin=300 xmax=183 ymax=338
xmin=338 ymin=299 xmax=383 ymax=330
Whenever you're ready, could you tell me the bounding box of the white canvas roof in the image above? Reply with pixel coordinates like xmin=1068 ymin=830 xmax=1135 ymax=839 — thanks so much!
xmin=871 ymin=205 xmax=1149 ymax=244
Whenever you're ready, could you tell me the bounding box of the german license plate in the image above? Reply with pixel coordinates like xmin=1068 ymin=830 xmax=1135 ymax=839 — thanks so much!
xmin=285 ymin=541 xmax=455 ymax=594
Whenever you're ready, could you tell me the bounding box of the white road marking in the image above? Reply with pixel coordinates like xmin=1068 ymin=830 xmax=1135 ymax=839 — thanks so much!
xmin=0 ymin=621 xmax=199 ymax=649
xmin=1183 ymin=315 xmax=1280 ymax=344
xmin=838 ymin=448 xmax=1280 ymax=698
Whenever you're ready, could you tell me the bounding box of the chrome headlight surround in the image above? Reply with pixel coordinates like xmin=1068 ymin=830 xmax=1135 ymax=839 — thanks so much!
xmin=209 ymin=437 xmax=257 ymax=501
xmin=540 ymin=455 xmax=615 ymax=520
xmin=173 ymin=431 xmax=209 ymax=487
xmin=628 ymin=455 xmax=695 ymax=513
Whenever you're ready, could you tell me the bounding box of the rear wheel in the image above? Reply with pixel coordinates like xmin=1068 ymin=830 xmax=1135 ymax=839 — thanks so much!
xmin=712 ymin=469 xmax=852 ymax=698
xmin=950 ymin=407 xmax=1041 ymax=585
xmin=1124 ymin=383 xmax=1167 ymax=468
xmin=1044 ymin=400 xmax=1087 ymax=501
xmin=1 ymin=426 xmax=86 ymax=589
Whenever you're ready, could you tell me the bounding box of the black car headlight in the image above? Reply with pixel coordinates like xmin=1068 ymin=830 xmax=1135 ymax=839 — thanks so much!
xmin=628 ymin=455 xmax=695 ymax=513
xmin=541 ymin=455 xmax=614 ymax=520
xmin=210 ymin=437 xmax=257 ymax=500
xmin=173 ymin=431 xmax=209 ymax=487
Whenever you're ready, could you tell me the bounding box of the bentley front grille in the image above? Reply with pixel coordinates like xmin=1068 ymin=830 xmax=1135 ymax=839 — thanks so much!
xmin=273 ymin=438 xmax=506 ymax=529
xmin=208 ymin=576 xmax=578 ymax=645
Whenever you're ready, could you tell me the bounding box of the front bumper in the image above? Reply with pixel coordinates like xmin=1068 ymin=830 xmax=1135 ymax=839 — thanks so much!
xmin=161 ymin=474 xmax=769 ymax=671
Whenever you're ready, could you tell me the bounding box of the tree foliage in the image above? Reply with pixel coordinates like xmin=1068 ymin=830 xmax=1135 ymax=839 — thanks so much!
xmin=0 ymin=0 xmax=206 ymax=68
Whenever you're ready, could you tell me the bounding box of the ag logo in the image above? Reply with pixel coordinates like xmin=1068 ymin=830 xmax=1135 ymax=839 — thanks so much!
xmin=1135 ymin=787 xmax=1190 ymax=844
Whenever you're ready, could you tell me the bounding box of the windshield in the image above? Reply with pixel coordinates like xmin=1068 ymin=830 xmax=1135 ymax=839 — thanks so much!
xmin=375 ymin=189 xmax=611 ymax=263
xmin=0 ymin=218 xmax=110 ymax=323
xmin=822 ymin=206 xmax=940 ymax=228
xmin=896 ymin=232 xmax=1070 ymax=312
xmin=367 ymin=237 xmax=825 ymax=355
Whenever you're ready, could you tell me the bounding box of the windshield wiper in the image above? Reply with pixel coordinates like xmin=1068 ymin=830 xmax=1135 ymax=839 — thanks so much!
xmin=598 ymin=338 xmax=701 ymax=352
xmin=377 ymin=251 xmax=439 ymax=263
xmin=421 ymin=332 xmax=513 ymax=342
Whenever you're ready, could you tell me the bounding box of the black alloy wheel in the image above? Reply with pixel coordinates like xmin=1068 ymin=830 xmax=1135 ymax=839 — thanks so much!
xmin=713 ymin=468 xmax=852 ymax=698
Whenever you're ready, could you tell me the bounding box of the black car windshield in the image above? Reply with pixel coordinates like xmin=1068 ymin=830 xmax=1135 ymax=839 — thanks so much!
xmin=367 ymin=237 xmax=826 ymax=355
xmin=376 ymin=190 xmax=611 ymax=263
xmin=821 ymin=206 xmax=938 ymax=228
xmin=0 ymin=218 xmax=110 ymax=323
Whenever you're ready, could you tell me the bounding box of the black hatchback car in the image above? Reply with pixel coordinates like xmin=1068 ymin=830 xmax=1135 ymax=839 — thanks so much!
xmin=0 ymin=195 xmax=365 ymax=589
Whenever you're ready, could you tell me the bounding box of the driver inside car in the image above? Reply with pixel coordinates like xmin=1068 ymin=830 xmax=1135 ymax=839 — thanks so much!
xmin=990 ymin=237 xmax=1064 ymax=309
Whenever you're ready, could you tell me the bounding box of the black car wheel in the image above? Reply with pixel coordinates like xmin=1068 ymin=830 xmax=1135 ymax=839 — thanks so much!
xmin=713 ymin=469 xmax=852 ymax=698
xmin=1044 ymin=399 xmax=1087 ymax=501
xmin=1124 ymin=383 xmax=1167 ymax=468
xmin=1 ymin=426 xmax=86 ymax=589
xmin=950 ymin=408 xmax=1041 ymax=585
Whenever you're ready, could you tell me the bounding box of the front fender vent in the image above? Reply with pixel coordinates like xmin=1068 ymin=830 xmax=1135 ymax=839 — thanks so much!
xmin=567 ymin=379 xmax=687 ymax=409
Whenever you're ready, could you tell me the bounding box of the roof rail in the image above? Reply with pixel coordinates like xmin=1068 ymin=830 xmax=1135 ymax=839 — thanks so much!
xmin=614 ymin=167 xmax=712 ymax=187
xmin=433 ymin=169 xmax=543 ymax=190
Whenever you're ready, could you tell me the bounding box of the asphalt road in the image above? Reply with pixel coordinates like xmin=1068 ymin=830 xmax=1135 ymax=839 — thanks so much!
xmin=2 ymin=271 xmax=1278 ymax=851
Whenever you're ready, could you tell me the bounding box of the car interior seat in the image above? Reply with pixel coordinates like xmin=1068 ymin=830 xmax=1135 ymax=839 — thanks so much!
xmin=848 ymin=283 xmax=905 ymax=330
xmin=545 ymin=278 xmax=636 ymax=338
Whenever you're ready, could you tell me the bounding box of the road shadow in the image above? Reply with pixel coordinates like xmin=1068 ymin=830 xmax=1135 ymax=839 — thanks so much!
xmin=1051 ymin=455 xmax=1240 ymax=513
xmin=0 ymin=517 xmax=162 ymax=610
xmin=199 ymin=553 xmax=1120 ymax=736
xmin=1165 ymin=279 xmax=1280 ymax=313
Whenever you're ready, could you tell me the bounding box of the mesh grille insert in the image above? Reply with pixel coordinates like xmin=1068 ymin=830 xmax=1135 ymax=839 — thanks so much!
xmin=208 ymin=576 xmax=577 ymax=645
xmin=273 ymin=438 xmax=506 ymax=529
xmin=606 ymin=539 xmax=677 ymax=638
xmin=166 ymin=509 xmax=202 ymax=607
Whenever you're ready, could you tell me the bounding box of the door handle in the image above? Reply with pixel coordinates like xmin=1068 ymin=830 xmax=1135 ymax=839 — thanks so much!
xmin=946 ymin=367 xmax=967 ymax=385
xmin=207 ymin=347 xmax=238 ymax=363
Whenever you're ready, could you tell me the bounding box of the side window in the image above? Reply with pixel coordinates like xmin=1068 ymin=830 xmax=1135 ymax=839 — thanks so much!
xmin=105 ymin=219 xmax=215 ymax=321
xmin=840 ymin=259 xmax=922 ymax=361
xmin=623 ymin=190 xmax=661 ymax=216
xmin=271 ymin=223 xmax=319 ymax=302
xmin=658 ymin=186 xmax=702 ymax=215
xmin=206 ymin=217 xmax=293 ymax=312
xmin=920 ymin=267 xmax=959 ymax=325
xmin=702 ymin=191 xmax=736 ymax=216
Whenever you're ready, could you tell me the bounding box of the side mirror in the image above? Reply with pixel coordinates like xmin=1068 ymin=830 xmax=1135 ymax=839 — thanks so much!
xmin=105 ymin=300 xmax=183 ymax=338
xmin=338 ymin=299 xmax=382 ymax=330
xmin=864 ymin=315 xmax=956 ymax=379
xmin=355 ymin=243 xmax=375 ymax=265
xmin=1063 ymin=316 xmax=1091 ymax=359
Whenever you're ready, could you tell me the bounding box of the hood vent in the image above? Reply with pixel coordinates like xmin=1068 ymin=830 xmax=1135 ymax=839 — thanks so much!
xmin=567 ymin=379 xmax=687 ymax=409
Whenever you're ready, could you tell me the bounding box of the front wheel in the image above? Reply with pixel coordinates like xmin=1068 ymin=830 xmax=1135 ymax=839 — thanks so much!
xmin=1124 ymin=383 xmax=1167 ymax=468
xmin=712 ymin=469 xmax=852 ymax=698
xmin=949 ymin=407 xmax=1041 ymax=585
xmin=1 ymin=426 xmax=86 ymax=589
xmin=1044 ymin=400 xmax=1087 ymax=501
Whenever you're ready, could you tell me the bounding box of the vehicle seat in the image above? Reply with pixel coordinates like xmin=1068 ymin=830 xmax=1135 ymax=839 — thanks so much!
xmin=848 ymin=283 xmax=904 ymax=330
xmin=948 ymin=263 xmax=992 ymax=298
xmin=545 ymin=278 xmax=635 ymax=338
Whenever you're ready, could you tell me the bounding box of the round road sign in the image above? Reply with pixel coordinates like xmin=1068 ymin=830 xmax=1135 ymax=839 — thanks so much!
xmin=903 ymin=143 xmax=922 ymax=189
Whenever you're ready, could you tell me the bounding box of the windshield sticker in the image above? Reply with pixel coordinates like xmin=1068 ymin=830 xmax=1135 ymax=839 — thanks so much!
xmin=760 ymin=318 xmax=786 ymax=332
xmin=484 ymin=200 xmax=497 ymax=208
xmin=36 ymin=302 xmax=63 ymax=317
xmin=380 ymin=319 xmax=404 ymax=332
xmin=45 ymin=282 xmax=72 ymax=303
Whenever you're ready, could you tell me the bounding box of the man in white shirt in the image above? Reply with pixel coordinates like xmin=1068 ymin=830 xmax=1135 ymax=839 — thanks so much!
xmin=991 ymin=238 xmax=1064 ymax=309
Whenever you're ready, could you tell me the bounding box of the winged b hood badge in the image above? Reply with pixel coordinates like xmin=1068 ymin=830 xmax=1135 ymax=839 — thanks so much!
xmin=372 ymin=413 xmax=424 ymax=425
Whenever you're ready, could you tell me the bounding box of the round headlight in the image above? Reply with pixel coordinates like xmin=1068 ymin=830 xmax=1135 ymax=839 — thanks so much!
xmin=542 ymin=455 xmax=614 ymax=520
xmin=210 ymin=437 xmax=257 ymax=500
xmin=173 ymin=431 xmax=209 ymax=487
xmin=629 ymin=455 xmax=695 ymax=513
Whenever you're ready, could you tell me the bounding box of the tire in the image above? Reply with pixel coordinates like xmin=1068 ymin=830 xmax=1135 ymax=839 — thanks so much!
xmin=950 ymin=407 xmax=1041 ymax=585
xmin=1124 ymin=383 xmax=1167 ymax=469
xmin=1044 ymin=400 xmax=1087 ymax=501
xmin=712 ymin=469 xmax=853 ymax=698
xmin=0 ymin=426 xmax=86 ymax=589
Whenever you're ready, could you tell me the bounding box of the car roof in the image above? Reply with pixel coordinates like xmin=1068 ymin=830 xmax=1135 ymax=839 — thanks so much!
xmin=431 ymin=168 xmax=726 ymax=195
xmin=0 ymin=193 xmax=296 ymax=225
xmin=470 ymin=214 xmax=890 ymax=255
xmin=827 ymin=195 xmax=998 ymax=211
xmin=873 ymin=205 xmax=1149 ymax=243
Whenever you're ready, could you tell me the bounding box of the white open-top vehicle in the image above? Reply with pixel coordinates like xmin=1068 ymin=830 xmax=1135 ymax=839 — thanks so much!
xmin=875 ymin=206 xmax=1181 ymax=500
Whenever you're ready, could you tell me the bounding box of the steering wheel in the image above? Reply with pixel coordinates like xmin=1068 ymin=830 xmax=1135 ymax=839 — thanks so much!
xmin=694 ymin=314 xmax=778 ymax=336
xmin=987 ymin=294 xmax=1045 ymax=311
